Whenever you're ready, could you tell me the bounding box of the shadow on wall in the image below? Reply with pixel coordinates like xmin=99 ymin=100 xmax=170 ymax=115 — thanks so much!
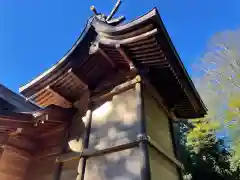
xmin=66 ymin=88 xmax=142 ymax=180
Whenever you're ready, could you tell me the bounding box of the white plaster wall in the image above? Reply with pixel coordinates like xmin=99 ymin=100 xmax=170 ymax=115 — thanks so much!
xmin=84 ymin=85 xmax=141 ymax=180
xmin=85 ymin=147 xmax=141 ymax=180
xmin=89 ymin=88 xmax=140 ymax=150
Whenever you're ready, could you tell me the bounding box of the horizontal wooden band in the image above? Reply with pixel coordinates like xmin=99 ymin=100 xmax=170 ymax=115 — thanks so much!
xmin=56 ymin=140 xmax=139 ymax=163
xmin=90 ymin=78 xmax=137 ymax=103
xmin=148 ymin=137 xmax=184 ymax=170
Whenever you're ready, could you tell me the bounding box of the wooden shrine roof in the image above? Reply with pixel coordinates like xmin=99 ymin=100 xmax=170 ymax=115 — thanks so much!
xmin=19 ymin=8 xmax=207 ymax=119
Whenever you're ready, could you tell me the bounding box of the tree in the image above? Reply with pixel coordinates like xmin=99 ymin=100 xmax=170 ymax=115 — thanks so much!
xmin=175 ymin=120 xmax=239 ymax=180
xmin=192 ymin=30 xmax=240 ymax=168
xmin=174 ymin=30 xmax=240 ymax=179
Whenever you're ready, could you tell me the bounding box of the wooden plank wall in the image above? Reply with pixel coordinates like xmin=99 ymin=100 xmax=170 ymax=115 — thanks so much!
xmin=143 ymin=89 xmax=179 ymax=180
xmin=26 ymin=156 xmax=79 ymax=180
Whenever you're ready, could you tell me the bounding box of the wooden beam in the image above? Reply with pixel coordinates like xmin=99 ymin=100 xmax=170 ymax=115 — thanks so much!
xmin=91 ymin=78 xmax=136 ymax=103
xmin=98 ymin=28 xmax=158 ymax=45
xmin=38 ymin=124 xmax=66 ymax=139
xmin=25 ymin=86 xmax=48 ymax=102
xmin=115 ymin=44 xmax=134 ymax=69
xmin=0 ymin=115 xmax=34 ymax=129
xmin=98 ymin=48 xmax=116 ymax=68
xmin=68 ymin=69 xmax=88 ymax=90
xmin=135 ymin=75 xmax=151 ymax=180
xmin=56 ymin=140 xmax=139 ymax=163
xmin=35 ymin=105 xmax=76 ymax=123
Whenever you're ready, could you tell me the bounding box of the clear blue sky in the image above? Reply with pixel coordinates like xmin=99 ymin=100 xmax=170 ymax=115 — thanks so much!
xmin=0 ymin=0 xmax=240 ymax=92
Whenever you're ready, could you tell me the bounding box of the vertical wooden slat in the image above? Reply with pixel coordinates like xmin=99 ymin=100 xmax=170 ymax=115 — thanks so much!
xmin=135 ymin=75 xmax=151 ymax=180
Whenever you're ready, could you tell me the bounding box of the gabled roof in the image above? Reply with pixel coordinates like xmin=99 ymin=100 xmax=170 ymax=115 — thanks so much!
xmin=0 ymin=84 xmax=39 ymax=112
xmin=19 ymin=8 xmax=207 ymax=118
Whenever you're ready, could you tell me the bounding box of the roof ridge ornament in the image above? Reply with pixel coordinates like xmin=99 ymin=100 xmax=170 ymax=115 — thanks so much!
xmin=90 ymin=0 xmax=125 ymax=26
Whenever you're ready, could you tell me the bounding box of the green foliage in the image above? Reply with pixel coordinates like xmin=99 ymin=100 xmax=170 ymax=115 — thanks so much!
xmin=175 ymin=121 xmax=240 ymax=180
xmin=175 ymin=30 xmax=240 ymax=179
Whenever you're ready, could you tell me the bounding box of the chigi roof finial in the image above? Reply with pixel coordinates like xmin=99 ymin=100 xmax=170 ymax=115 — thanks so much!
xmin=90 ymin=0 xmax=125 ymax=26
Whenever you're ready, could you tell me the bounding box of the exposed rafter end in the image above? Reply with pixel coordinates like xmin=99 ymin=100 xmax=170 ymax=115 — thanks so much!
xmin=116 ymin=44 xmax=136 ymax=71
xmin=98 ymin=28 xmax=158 ymax=45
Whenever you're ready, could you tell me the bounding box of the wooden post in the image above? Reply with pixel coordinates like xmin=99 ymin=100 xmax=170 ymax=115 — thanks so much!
xmin=135 ymin=75 xmax=151 ymax=180
xmin=78 ymin=103 xmax=93 ymax=180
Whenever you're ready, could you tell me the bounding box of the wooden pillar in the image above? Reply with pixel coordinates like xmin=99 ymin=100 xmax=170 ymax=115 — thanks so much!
xmin=77 ymin=103 xmax=92 ymax=180
xmin=0 ymin=137 xmax=33 ymax=180
xmin=135 ymin=75 xmax=151 ymax=180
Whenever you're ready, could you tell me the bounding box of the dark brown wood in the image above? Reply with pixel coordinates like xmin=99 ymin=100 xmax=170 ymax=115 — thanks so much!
xmin=0 ymin=115 xmax=34 ymax=129
xmin=35 ymin=105 xmax=75 ymax=123
xmin=116 ymin=44 xmax=134 ymax=68
xmin=35 ymin=145 xmax=62 ymax=159
xmin=38 ymin=124 xmax=66 ymax=138
xmin=56 ymin=140 xmax=139 ymax=163
xmin=98 ymin=28 xmax=158 ymax=45
xmin=133 ymin=50 xmax=164 ymax=58
xmin=91 ymin=78 xmax=136 ymax=103
xmin=45 ymin=86 xmax=72 ymax=108
xmin=68 ymin=69 xmax=88 ymax=90
xmin=98 ymin=48 xmax=116 ymax=68
xmin=52 ymin=116 xmax=73 ymax=180
xmin=128 ymin=41 xmax=158 ymax=51
xmin=80 ymin=104 xmax=93 ymax=180
xmin=135 ymin=75 xmax=151 ymax=180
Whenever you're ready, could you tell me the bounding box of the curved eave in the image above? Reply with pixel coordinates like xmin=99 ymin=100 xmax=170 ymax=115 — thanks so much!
xmin=19 ymin=8 xmax=207 ymax=118
xmin=20 ymin=20 xmax=96 ymax=97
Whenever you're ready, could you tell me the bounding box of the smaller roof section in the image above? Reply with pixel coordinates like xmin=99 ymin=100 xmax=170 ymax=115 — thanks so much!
xmin=0 ymin=84 xmax=39 ymax=113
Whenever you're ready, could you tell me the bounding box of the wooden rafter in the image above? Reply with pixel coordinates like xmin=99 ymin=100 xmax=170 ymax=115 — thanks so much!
xmin=68 ymin=69 xmax=88 ymax=90
xmin=98 ymin=48 xmax=116 ymax=68
xmin=98 ymin=28 xmax=158 ymax=45
xmin=115 ymin=44 xmax=134 ymax=68
xmin=45 ymin=86 xmax=72 ymax=108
